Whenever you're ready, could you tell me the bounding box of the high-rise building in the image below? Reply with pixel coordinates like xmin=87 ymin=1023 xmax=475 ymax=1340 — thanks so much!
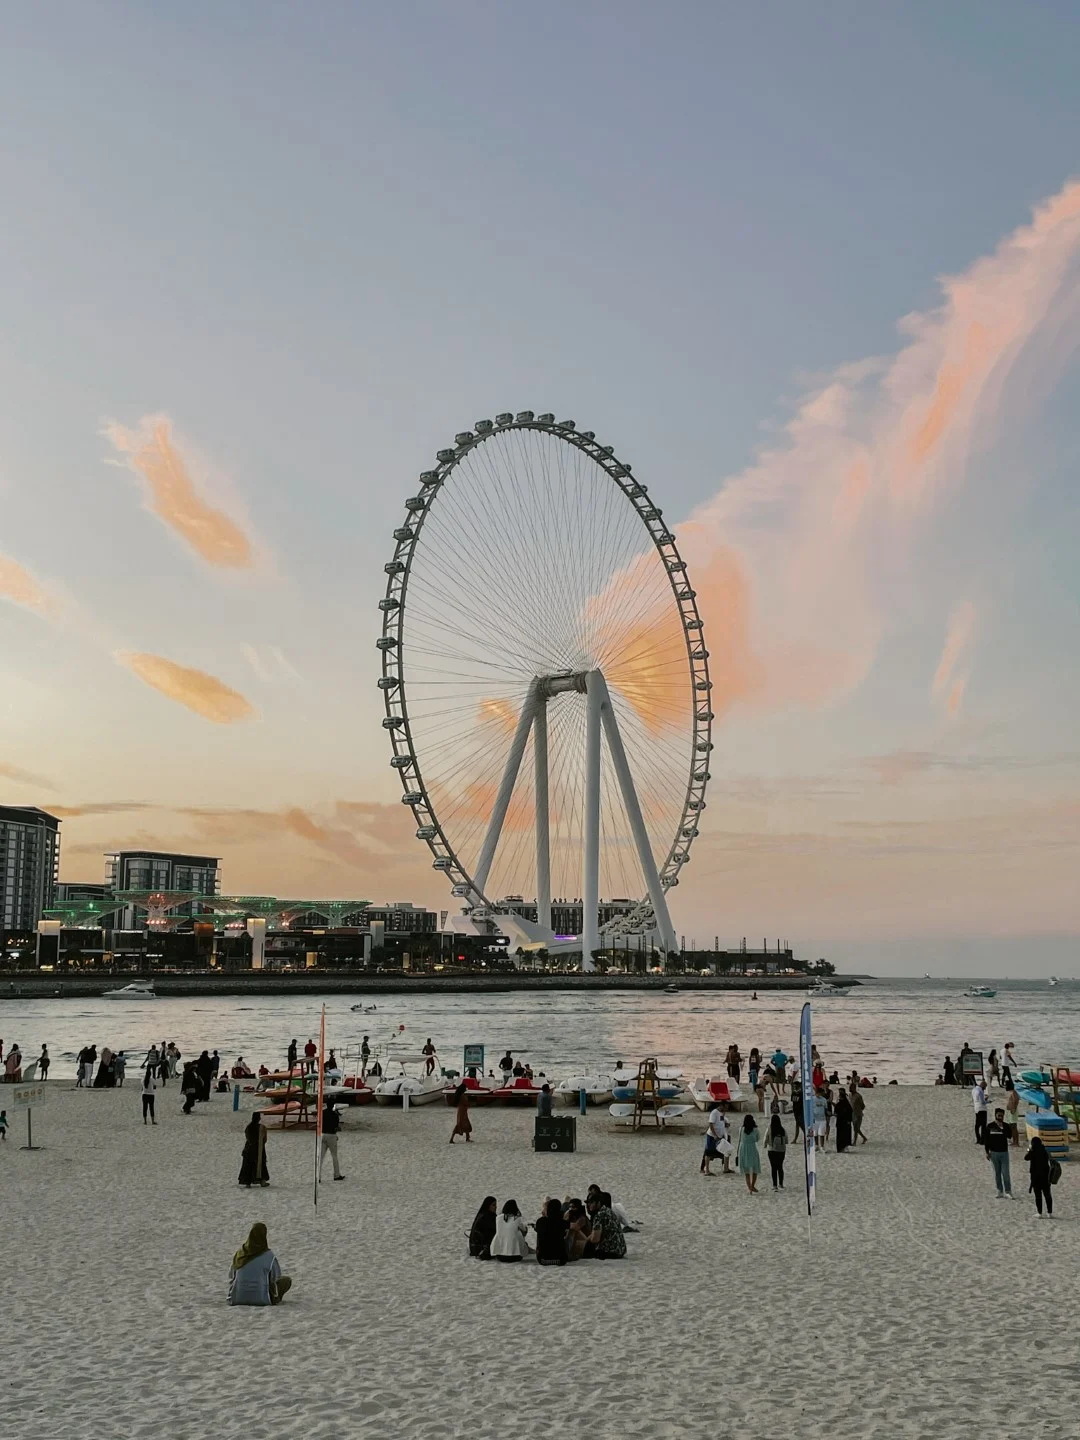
xmin=106 ymin=850 xmax=220 ymax=927
xmin=0 ymin=806 xmax=61 ymax=931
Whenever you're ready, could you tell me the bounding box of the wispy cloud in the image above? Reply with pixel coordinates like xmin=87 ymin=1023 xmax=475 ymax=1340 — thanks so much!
xmin=677 ymin=179 xmax=1080 ymax=722
xmin=0 ymin=761 xmax=56 ymax=790
xmin=0 ymin=555 xmax=56 ymax=617
xmin=114 ymin=652 xmax=257 ymax=724
xmin=932 ymin=601 xmax=976 ymax=717
xmin=103 ymin=415 xmax=257 ymax=569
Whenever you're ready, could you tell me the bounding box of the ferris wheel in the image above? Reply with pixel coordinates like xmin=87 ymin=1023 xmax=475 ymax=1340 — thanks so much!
xmin=378 ymin=412 xmax=712 ymax=967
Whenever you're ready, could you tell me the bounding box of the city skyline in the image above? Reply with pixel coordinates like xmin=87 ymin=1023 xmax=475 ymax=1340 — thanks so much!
xmin=2 ymin=5 xmax=1078 ymax=974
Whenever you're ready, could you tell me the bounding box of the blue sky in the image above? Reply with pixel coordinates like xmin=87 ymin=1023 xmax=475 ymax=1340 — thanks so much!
xmin=1 ymin=3 xmax=1077 ymax=972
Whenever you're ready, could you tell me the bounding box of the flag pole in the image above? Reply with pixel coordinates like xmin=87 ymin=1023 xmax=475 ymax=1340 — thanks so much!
xmin=314 ymin=1003 xmax=326 ymax=1207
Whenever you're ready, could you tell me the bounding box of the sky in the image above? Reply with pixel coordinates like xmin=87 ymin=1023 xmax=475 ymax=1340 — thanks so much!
xmin=1 ymin=2 xmax=1078 ymax=975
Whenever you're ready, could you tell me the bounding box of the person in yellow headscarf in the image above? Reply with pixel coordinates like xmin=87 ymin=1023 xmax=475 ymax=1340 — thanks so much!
xmin=227 ymin=1223 xmax=292 ymax=1305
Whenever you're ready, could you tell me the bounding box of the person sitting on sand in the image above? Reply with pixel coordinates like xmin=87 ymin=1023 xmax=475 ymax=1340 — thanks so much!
xmin=490 ymin=1200 xmax=530 ymax=1261
xmin=737 ymin=1115 xmax=761 ymax=1194
xmin=228 ymin=1223 xmax=291 ymax=1305
xmin=585 ymin=1183 xmax=640 ymax=1230
xmin=231 ymin=1058 xmax=253 ymax=1079
xmin=468 ymin=1197 xmax=497 ymax=1259
xmin=239 ymin=1113 xmax=270 ymax=1187
xmin=565 ymin=1203 xmax=590 ymax=1262
xmin=535 ymin=1198 xmax=567 ymax=1267
xmin=586 ymin=1193 xmax=627 ymax=1259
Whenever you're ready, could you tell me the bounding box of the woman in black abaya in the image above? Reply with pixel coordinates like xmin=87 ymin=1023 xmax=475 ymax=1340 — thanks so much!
xmin=834 ymin=1088 xmax=854 ymax=1152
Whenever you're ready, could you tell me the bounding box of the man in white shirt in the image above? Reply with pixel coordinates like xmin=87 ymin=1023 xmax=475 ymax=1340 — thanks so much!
xmin=972 ymin=1079 xmax=988 ymax=1145
xmin=701 ymin=1107 xmax=726 ymax=1176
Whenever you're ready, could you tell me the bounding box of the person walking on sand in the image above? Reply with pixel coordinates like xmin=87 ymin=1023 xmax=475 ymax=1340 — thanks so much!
xmin=114 ymin=1051 xmax=127 ymax=1087
xmin=1002 ymin=1042 xmax=1019 ymax=1083
xmin=972 ymin=1077 xmax=988 ymax=1145
xmin=850 ymin=1082 xmax=867 ymax=1144
xmin=319 ymin=1099 xmax=345 ymax=1181
xmin=422 ymin=1038 xmax=437 ymax=1076
xmin=984 ymin=1108 xmax=1013 ymax=1198
xmin=834 ymin=1088 xmax=854 ymax=1153
xmin=239 ymin=1113 xmax=270 ymax=1187
xmin=764 ymin=1114 xmax=788 ymax=1189
xmin=228 ymin=1223 xmax=291 ymax=1306
xmin=141 ymin=1069 xmax=157 ymax=1125
xmin=701 ymin=1105 xmax=725 ymax=1176
xmin=737 ymin=1115 xmax=761 ymax=1194
xmin=39 ymin=1045 xmax=50 ymax=1081
xmin=449 ymin=1082 xmax=473 ymax=1143
xmin=1025 ymin=1136 xmax=1055 ymax=1218
xmin=987 ymin=1049 xmax=1000 ymax=1087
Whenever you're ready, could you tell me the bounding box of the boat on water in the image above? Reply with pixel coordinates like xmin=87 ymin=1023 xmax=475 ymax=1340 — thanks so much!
xmin=806 ymin=979 xmax=851 ymax=998
xmin=372 ymin=1054 xmax=443 ymax=1106
xmin=103 ymin=980 xmax=156 ymax=999
xmin=964 ymin=985 xmax=997 ymax=999
xmin=349 ymin=1003 xmax=378 ymax=1012
xmin=663 ymin=983 xmax=680 ymax=995
xmin=1049 ymin=976 xmax=1059 ymax=986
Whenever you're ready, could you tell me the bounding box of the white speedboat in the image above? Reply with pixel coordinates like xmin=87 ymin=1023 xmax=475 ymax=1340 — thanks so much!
xmin=555 ymin=1074 xmax=615 ymax=1106
xmin=964 ymin=985 xmax=997 ymax=999
xmin=1049 ymin=977 xmax=1059 ymax=987
xmin=372 ymin=1054 xmax=444 ymax=1106
xmin=807 ymin=979 xmax=851 ymax=997
xmin=103 ymin=981 xmax=156 ymax=999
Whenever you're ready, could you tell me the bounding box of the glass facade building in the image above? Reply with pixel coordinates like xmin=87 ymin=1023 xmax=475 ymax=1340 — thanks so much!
xmin=0 ymin=806 xmax=60 ymax=932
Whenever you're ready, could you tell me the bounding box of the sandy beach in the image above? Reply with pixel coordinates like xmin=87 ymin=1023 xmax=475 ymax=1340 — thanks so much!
xmin=4 ymin=1080 xmax=1078 ymax=1440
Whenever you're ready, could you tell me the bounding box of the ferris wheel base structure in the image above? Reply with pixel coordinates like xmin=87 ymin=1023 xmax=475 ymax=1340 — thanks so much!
xmin=467 ymin=668 xmax=679 ymax=972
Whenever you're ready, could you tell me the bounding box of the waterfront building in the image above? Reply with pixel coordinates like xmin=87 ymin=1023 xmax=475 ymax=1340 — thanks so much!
xmin=105 ymin=850 xmax=220 ymax=927
xmin=0 ymin=805 xmax=60 ymax=932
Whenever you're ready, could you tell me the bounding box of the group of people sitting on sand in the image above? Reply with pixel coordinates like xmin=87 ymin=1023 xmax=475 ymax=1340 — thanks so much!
xmin=468 ymin=1184 xmax=637 ymax=1265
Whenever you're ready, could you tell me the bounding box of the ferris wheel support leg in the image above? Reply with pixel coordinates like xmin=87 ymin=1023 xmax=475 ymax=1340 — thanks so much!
xmin=594 ymin=671 xmax=680 ymax=964
xmin=472 ymin=683 xmax=538 ymax=900
xmin=534 ymin=698 xmax=551 ymax=932
xmin=582 ymin=671 xmax=603 ymax=973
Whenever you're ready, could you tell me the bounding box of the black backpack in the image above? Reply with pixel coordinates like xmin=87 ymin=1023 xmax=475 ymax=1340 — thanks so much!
xmin=1049 ymin=1158 xmax=1062 ymax=1186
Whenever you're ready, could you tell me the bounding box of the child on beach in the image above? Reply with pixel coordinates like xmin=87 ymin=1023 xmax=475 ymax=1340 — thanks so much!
xmin=0 ymin=1109 xmax=7 ymax=1140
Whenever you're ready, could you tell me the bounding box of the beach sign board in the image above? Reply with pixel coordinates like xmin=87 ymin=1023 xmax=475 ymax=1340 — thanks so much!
xmin=12 ymin=1082 xmax=46 ymax=1109
xmin=961 ymin=1051 xmax=984 ymax=1081
xmin=12 ymin=1080 xmax=45 ymax=1151
xmin=463 ymin=1044 xmax=484 ymax=1073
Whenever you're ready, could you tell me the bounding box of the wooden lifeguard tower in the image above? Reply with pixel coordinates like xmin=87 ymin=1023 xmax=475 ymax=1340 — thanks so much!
xmin=631 ymin=1057 xmax=664 ymax=1130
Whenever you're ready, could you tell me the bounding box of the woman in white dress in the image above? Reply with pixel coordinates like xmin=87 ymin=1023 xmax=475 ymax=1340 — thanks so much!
xmin=490 ymin=1199 xmax=531 ymax=1262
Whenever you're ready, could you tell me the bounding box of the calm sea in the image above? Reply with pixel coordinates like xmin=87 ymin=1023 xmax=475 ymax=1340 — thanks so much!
xmin=2 ymin=978 xmax=1078 ymax=1083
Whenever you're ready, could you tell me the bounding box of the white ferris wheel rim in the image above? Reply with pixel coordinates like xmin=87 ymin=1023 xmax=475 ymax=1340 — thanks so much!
xmin=378 ymin=412 xmax=713 ymax=916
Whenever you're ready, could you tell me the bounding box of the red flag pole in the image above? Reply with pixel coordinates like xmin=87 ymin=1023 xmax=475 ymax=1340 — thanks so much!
xmin=314 ymin=1004 xmax=326 ymax=1207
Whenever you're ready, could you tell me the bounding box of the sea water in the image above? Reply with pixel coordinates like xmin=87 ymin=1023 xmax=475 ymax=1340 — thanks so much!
xmin=3 ymin=978 xmax=1078 ymax=1083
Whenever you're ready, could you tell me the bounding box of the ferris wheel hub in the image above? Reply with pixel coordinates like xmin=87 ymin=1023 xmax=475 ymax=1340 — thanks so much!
xmin=535 ymin=670 xmax=589 ymax=698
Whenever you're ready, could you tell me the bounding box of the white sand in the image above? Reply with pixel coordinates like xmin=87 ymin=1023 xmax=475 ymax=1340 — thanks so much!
xmin=3 ymin=1081 xmax=1078 ymax=1439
